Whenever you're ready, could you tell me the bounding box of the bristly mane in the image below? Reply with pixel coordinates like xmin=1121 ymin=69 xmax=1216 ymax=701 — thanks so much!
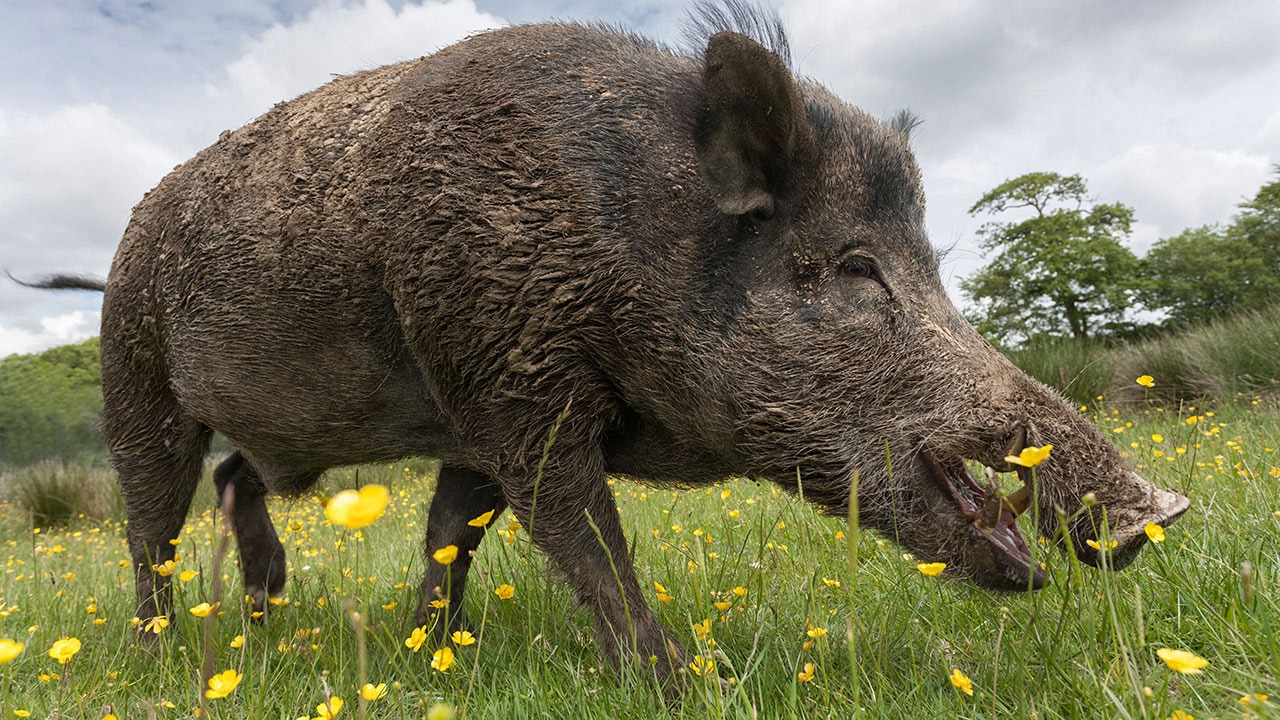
xmin=682 ymin=0 xmax=792 ymax=66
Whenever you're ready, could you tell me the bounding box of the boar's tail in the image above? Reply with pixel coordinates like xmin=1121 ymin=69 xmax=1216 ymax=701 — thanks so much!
xmin=6 ymin=271 xmax=107 ymax=292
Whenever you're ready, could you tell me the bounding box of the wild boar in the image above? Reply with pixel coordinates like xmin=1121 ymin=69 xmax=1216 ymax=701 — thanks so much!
xmin=24 ymin=1 xmax=1186 ymax=690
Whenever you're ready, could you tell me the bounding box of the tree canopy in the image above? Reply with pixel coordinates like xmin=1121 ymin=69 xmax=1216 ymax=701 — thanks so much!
xmin=961 ymin=172 xmax=1141 ymax=345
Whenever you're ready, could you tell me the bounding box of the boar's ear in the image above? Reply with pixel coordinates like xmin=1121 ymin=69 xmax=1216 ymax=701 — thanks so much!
xmin=695 ymin=31 xmax=814 ymax=218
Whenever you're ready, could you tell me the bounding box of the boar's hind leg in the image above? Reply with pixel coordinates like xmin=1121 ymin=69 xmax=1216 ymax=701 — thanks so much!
xmin=415 ymin=465 xmax=508 ymax=638
xmin=506 ymin=453 xmax=687 ymax=694
xmin=214 ymin=451 xmax=287 ymax=619
xmin=107 ymin=389 xmax=210 ymax=630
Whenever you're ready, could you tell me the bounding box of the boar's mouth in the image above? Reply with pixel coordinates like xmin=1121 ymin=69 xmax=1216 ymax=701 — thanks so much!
xmin=920 ymin=450 xmax=1045 ymax=590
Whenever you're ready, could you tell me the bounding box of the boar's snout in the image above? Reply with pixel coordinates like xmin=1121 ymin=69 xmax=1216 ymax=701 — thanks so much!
xmin=1069 ymin=472 xmax=1189 ymax=570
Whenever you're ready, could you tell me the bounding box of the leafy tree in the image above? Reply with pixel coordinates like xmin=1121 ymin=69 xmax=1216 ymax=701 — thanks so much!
xmin=1230 ymin=165 xmax=1280 ymax=277
xmin=1142 ymin=225 xmax=1279 ymax=326
xmin=961 ymin=172 xmax=1142 ymax=345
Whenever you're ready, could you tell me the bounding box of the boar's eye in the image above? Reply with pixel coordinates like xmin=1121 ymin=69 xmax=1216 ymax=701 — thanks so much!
xmin=837 ymin=256 xmax=882 ymax=285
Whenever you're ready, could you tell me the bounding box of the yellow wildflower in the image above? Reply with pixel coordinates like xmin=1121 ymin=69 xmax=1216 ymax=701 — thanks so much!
xmin=1157 ymin=648 xmax=1208 ymax=674
xmin=1005 ymin=444 xmax=1053 ymax=467
xmin=1240 ymin=693 xmax=1268 ymax=706
xmin=797 ymin=662 xmax=815 ymax=683
xmin=315 ymin=696 xmax=343 ymax=719
xmin=713 ymin=601 xmax=731 ymax=612
xmin=732 ymin=586 xmax=748 ymax=597
xmin=1136 ymin=375 xmax=1155 ymax=388
xmin=1086 ymin=539 xmax=1118 ymax=552
xmin=405 ymin=626 xmax=428 ymax=653
xmin=189 ymin=602 xmax=217 ymax=618
xmin=653 ymin=581 xmax=673 ymax=603
xmin=432 ymin=545 xmax=459 ymax=565
xmin=451 ymin=630 xmax=476 ymax=646
xmin=324 ymin=485 xmax=390 ymax=529
xmin=48 ymin=637 xmax=81 ymax=664
xmin=431 ymin=646 xmax=455 ymax=672
xmin=426 ymin=703 xmax=456 ymax=720
xmin=949 ymin=668 xmax=974 ymax=696
xmin=204 ymin=669 xmax=242 ymax=699
xmin=688 ymin=655 xmax=714 ymax=677
xmin=495 ymin=584 xmax=515 ymax=600
xmin=692 ymin=619 xmax=711 ymax=639
xmin=0 ymin=639 xmax=24 ymax=663
xmin=467 ymin=510 xmax=495 ymax=527
xmin=917 ymin=562 xmax=946 ymax=576
xmin=1166 ymin=711 xmax=1194 ymax=720
xmin=1144 ymin=522 xmax=1165 ymax=543
xmin=806 ymin=623 xmax=827 ymax=639
xmin=361 ymin=683 xmax=388 ymax=701
xmin=144 ymin=616 xmax=169 ymax=634
xmin=230 ymin=635 xmax=244 ymax=649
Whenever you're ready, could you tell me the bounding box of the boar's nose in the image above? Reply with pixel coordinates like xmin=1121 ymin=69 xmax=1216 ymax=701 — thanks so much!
xmin=1081 ymin=476 xmax=1190 ymax=570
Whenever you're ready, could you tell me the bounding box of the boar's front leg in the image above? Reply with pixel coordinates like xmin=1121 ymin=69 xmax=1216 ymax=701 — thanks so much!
xmin=415 ymin=465 xmax=508 ymax=638
xmin=213 ymin=451 xmax=287 ymax=618
xmin=502 ymin=445 xmax=688 ymax=694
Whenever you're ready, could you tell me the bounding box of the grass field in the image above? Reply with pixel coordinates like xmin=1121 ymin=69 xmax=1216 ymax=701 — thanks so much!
xmin=1 ymin=395 xmax=1277 ymax=719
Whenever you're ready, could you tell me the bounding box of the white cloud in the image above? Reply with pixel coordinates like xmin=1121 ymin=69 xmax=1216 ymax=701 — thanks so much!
xmin=205 ymin=0 xmax=504 ymax=128
xmin=0 ymin=102 xmax=178 ymax=262
xmin=1094 ymin=144 xmax=1273 ymax=243
xmin=0 ymin=311 xmax=100 ymax=358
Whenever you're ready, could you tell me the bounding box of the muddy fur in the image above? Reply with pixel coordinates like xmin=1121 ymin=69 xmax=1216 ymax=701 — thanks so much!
xmin=54 ymin=2 xmax=1186 ymax=693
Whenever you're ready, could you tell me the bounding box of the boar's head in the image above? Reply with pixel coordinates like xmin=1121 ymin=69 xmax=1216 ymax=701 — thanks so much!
xmin=675 ymin=30 xmax=1188 ymax=590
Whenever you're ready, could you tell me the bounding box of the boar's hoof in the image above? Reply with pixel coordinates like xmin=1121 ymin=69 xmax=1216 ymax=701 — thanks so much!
xmin=922 ymin=452 xmax=1045 ymax=590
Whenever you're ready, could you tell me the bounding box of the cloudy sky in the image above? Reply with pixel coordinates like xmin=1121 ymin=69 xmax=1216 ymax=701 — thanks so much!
xmin=2 ymin=0 xmax=1277 ymax=357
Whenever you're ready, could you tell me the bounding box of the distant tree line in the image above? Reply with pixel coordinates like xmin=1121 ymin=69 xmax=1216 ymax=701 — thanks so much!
xmin=962 ymin=167 xmax=1280 ymax=347
xmin=0 ymin=338 xmax=107 ymax=466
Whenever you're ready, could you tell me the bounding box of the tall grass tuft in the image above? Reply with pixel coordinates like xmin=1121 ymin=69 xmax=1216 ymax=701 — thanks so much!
xmin=1007 ymin=305 xmax=1280 ymax=405
xmin=1006 ymin=337 xmax=1116 ymax=406
xmin=2 ymin=459 xmax=123 ymax=525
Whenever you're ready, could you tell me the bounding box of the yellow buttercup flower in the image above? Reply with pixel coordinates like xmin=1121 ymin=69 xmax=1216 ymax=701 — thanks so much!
xmin=495 ymin=584 xmax=515 ymax=600
xmin=405 ymin=626 xmax=428 ymax=653
xmin=0 ymin=638 xmax=24 ymax=663
xmin=688 ymin=655 xmax=714 ymax=677
xmin=179 ymin=569 xmax=198 ymax=582
xmin=315 ymin=696 xmax=343 ymax=719
xmin=426 ymin=703 xmax=456 ymax=720
xmin=189 ymin=602 xmax=217 ymax=618
xmin=1086 ymin=539 xmax=1118 ymax=552
xmin=1136 ymin=375 xmax=1155 ymax=388
xmin=467 ymin=510 xmax=495 ymax=527
xmin=797 ymin=662 xmax=815 ymax=683
xmin=431 ymin=646 xmax=455 ymax=672
xmin=806 ymin=623 xmax=827 ymax=639
xmin=949 ymin=668 xmax=974 ymax=696
xmin=713 ymin=601 xmax=731 ymax=612
xmin=432 ymin=545 xmax=459 ymax=565
xmin=1157 ymin=647 xmax=1209 ymax=674
xmin=732 ymin=586 xmax=748 ymax=597
xmin=144 ymin=616 xmax=169 ymax=635
xmin=653 ymin=581 xmax=673 ymax=603
xmin=324 ymin=485 xmax=390 ymax=529
xmin=48 ymin=637 xmax=81 ymax=664
xmin=1145 ymin=522 xmax=1165 ymax=543
xmin=1167 ymin=711 xmax=1194 ymax=720
xmin=230 ymin=635 xmax=244 ymax=649
xmin=1005 ymin=444 xmax=1053 ymax=467
xmin=692 ymin=618 xmax=711 ymax=639
xmin=451 ymin=630 xmax=476 ymax=646
xmin=204 ymin=669 xmax=242 ymax=699
xmin=917 ymin=562 xmax=946 ymax=576
xmin=361 ymin=683 xmax=388 ymax=701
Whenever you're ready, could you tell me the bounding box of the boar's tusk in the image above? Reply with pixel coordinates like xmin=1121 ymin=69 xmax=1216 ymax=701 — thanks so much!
xmin=975 ymin=471 xmax=1004 ymax=533
xmin=1003 ymin=484 xmax=1032 ymax=517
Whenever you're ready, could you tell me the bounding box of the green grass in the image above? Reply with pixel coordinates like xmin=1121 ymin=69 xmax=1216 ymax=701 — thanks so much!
xmin=1008 ymin=305 xmax=1280 ymax=407
xmin=0 ymin=402 xmax=1277 ymax=719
